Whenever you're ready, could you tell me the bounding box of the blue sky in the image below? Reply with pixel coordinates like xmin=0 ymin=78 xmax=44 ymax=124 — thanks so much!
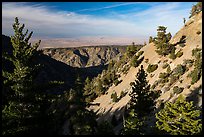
xmin=2 ymin=2 xmax=196 ymax=44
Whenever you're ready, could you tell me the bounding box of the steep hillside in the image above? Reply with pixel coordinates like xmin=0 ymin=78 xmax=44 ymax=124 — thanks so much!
xmin=2 ymin=35 xmax=111 ymax=92
xmin=88 ymin=11 xmax=202 ymax=129
xmin=42 ymin=46 xmax=128 ymax=68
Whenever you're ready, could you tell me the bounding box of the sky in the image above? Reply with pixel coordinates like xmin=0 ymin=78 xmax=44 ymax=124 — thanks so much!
xmin=2 ymin=2 xmax=196 ymax=46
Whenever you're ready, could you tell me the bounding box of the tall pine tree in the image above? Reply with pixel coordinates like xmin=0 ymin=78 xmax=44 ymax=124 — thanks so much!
xmin=128 ymin=65 xmax=159 ymax=117
xmin=156 ymin=95 xmax=202 ymax=135
xmin=2 ymin=17 xmax=63 ymax=135
xmin=122 ymin=65 xmax=159 ymax=135
xmin=2 ymin=17 xmax=43 ymax=135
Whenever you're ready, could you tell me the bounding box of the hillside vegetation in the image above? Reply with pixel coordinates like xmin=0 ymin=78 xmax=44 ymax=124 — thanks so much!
xmin=88 ymin=10 xmax=202 ymax=135
xmin=2 ymin=3 xmax=202 ymax=135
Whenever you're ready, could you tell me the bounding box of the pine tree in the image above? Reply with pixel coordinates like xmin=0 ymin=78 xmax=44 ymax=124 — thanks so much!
xmin=126 ymin=45 xmax=138 ymax=58
xmin=83 ymin=77 xmax=94 ymax=103
xmin=155 ymin=95 xmax=202 ymax=135
xmin=149 ymin=36 xmax=153 ymax=43
xmin=2 ymin=17 xmax=63 ymax=135
xmin=68 ymin=75 xmax=97 ymax=135
xmin=121 ymin=109 xmax=145 ymax=135
xmin=128 ymin=65 xmax=159 ymax=117
xmin=2 ymin=17 xmax=43 ymax=135
xmin=154 ymin=26 xmax=173 ymax=56
xmin=95 ymin=79 xmax=104 ymax=95
xmin=122 ymin=65 xmax=159 ymax=135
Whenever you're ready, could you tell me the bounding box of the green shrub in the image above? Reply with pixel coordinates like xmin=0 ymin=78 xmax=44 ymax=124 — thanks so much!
xmin=166 ymin=65 xmax=171 ymax=73
xmin=179 ymin=43 xmax=185 ymax=47
xmin=161 ymin=78 xmax=169 ymax=84
xmin=114 ymin=79 xmax=122 ymax=86
xmin=176 ymin=50 xmax=183 ymax=58
xmin=130 ymin=55 xmax=139 ymax=67
xmin=183 ymin=59 xmax=194 ymax=67
xmin=159 ymin=72 xmax=169 ymax=79
xmin=159 ymin=83 xmax=165 ymax=88
xmin=146 ymin=64 xmax=158 ymax=73
xmin=173 ymin=86 xmax=184 ymax=94
xmin=137 ymin=51 xmax=144 ymax=56
xmin=172 ymin=64 xmax=186 ymax=76
xmin=159 ymin=72 xmax=170 ymax=84
xmin=163 ymin=59 xmax=168 ymax=63
xmin=187 ymin=48 xmax=202 ymax=85
xmin=192 ymin=48 xmax=201 ymax=58
xmin=131 ymin=56 xmax=144 ymax=67
xmin=194 ymin=58 xmax=202 ymax=70
xmin=151 ymin=84 xmax=156 ymax=89
xmin=169 ymin=75 xmax=179 ymax=86
xmin=162 ymin=63 xmax=169 ymax=69
xmin=151 ymin=80 xmax=159 ymax=89
xmin=111 ymin=92 xmax=119 ymax=102
xmin=119 ymin=91 xmax=127 ymax=99
xmin=169 ymin=52 xmax=176 ymax=60
xmin=188 ymin=69 xmax=201 ymax=85
xmin=122 ymin=65 xmax=130 ymax=74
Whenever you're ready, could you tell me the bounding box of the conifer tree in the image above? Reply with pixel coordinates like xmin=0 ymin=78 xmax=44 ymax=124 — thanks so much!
xmin=128 ymin=65 xmax=159 ymax=117
xmin=2 ymin=17 xmax=63 ymax=135
xmin=122 ymin=65 xmax=159 ymax=135
xmin=2 ymin=17 xmax=43 ymax=135
xmin=83 ymin=77 xmax=95 ymax=103
xmin=121 ymin=109 xmax=145 ymax=135
xmin=154 ymin=26 xmax=173 ymax=56
xmin=156 ymin=95 xmax=202 ymax=135
xmin=149 ymin=36 xmax=153 ymax=43
xmin=68 ymin=75 xmax=97 ymax=135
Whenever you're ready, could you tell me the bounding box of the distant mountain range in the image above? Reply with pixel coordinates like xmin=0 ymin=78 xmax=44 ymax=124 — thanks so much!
xmin=29 ymin=36 xmax=147 ymax=49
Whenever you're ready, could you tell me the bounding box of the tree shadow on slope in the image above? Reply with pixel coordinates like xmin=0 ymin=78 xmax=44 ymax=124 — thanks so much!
xmin=95 ymin=105 xmax=127 ymax=135
xmin=186 ymin=85 xmax=202 ymax=109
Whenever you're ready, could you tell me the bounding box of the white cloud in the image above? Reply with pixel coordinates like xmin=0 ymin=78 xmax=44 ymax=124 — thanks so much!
xmin=2 ymin=2 xmax=194 ymax=43
xmin=2 ymin=2 xmax=144 ymax=39
xmin=75 ymin=2 xmax=141 ymax=12
xmin=111 ymin=2 xmax=194 ymax=36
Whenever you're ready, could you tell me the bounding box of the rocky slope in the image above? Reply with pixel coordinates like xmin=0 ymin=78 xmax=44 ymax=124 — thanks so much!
xmin=88 ymin=12 xmax=202 ymax=132
xmin=42 ymin=46 xmax=129 ymax=68
xmin=2 ymin=35 xmax=112 ymax=92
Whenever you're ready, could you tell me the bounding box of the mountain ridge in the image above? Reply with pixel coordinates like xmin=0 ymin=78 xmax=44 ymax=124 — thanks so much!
xmin=42 ymin=45 xmax=143 ymax=68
